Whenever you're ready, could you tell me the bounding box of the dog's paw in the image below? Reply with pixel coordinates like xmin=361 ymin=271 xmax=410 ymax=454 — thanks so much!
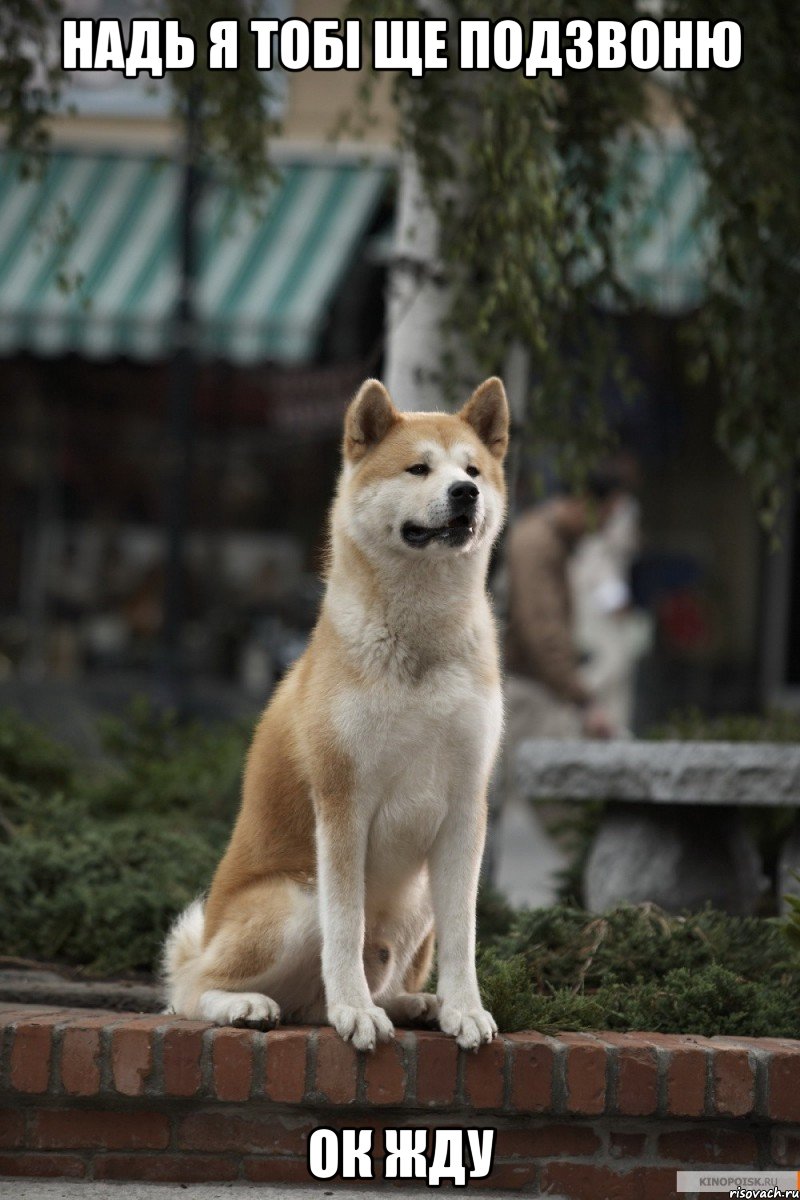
xmin=329 ymin=1003 xmax=394 ymax=1051
xmin=384 ymin=992 xmax=440 ymax=1025
xmin=199 ymin=989 xmax=281 ymax=1029
xmin=438 ymin=1002 xmax=497 ymax=1050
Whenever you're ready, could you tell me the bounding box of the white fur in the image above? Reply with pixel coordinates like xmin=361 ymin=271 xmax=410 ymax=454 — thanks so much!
xmin=161 ymin=898 xmax=204 ymax=992
xmin=315 ymin=431 xmax=504 ymax=1049
xmin=199 ymin=990 xmax=280 ymax=1027
xmin=163 ymin=398 xmax=506 ymax=1052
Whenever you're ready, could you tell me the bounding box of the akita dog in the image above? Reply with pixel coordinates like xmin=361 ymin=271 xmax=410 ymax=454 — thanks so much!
xmin=163 ymin=376 xmax=509 ymax=1051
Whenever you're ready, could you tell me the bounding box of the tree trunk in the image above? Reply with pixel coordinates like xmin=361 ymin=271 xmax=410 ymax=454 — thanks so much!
xmin=383 ymin=151 xmax=452 ymax=412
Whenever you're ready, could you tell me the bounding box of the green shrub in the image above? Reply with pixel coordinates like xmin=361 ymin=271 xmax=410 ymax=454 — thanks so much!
xmin=785 ymin=873 xmax=800 ymax=954
xmin=493 ymin=903 xmax=795 ymax=989
xmin=2 ymin=705 xmax=800 ymax=1038
xmin=475 ymin=903 xmax=800 ymax=1037
xmin=478 ymin=958 xmax=800 ymax=1040
xmin=89 ymin=697 xmax=248 ymax=820
xmin=0 ymin=708 xmax=74 ymax=791
xmin=648 ymin=706 xmax=800 ymax=743
xmin=0 ymin=701 xmax=246 ymax=975
xmin=0 ymin=810 xmax=226 ymax=974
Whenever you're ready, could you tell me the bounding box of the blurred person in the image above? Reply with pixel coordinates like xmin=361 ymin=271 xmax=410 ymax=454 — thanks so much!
xmin=570 ymin=490 xmax=653 ymax=733
xmin=504 ymin=469 xmax=627 ymax=743
xmin=489 ymin=469 xmax=628 ymax=908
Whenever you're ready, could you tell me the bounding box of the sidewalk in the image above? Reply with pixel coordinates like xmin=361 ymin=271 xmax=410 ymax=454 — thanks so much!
xmin=493 ymin=796 xmax=567 ymax=909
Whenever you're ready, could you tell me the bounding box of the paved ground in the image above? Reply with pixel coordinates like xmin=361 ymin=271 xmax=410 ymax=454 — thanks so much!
xmin=493 ymin=796 xmax=566 ymax=909
xmin=1 ymin=1184 xmax=533 ymax=1199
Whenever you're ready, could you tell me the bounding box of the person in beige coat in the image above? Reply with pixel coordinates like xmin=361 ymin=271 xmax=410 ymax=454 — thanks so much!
xmin=490 ymin=474 xmax=627 ymax=906
xmin=504 ymin=476 xmax=626 ymax=743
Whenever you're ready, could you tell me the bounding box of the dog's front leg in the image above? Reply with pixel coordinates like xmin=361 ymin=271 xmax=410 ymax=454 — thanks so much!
xmin=316 ymin=809 xmax=394 ymax=1052
xmin=428 ymin=795 xmax=497 ymax=1051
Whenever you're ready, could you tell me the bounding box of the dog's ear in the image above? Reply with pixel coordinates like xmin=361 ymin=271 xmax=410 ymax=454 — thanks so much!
xmin=459 ymin=377 xmax=509 ymax=460
xmin=344 ymin=379 xmax=400 ymax=462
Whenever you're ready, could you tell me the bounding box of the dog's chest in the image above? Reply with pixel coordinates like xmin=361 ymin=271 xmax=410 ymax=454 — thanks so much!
xmin=335 ymin=659 xmax=495 ymax=777
xmin=332 ymin=661 xmax=501 ymax=877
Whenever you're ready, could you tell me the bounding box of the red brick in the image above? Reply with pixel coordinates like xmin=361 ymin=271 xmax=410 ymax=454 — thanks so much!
xmin=95 ymin=1153 xmax=239 ymax=1182
xmin=0 ymin=1152 xmax=86 ymax=1178
xmin=177 ymin=1111 xmax=310 ymax=1156
xmin=713 ymin=1047 xmax=755 ymax=1117
xmin=110 ymin=1024 xmax=156 ymax=1096
xmin=769 ymin=1048 xmax=800 ymax=1122
xmin=315 ymin=1028 xmax=358 ymax=1104
xmin=211 ymin=1027 xmax=254 ymax=1101
xmin=632 ymin=1032 xmax=710 ymax=1120
xmin=364 ymin=1035 xmax=407 ymax=1105
xmin=72 ymin=1006 xmax=127 ymax=1019
xmin=414 ymin=1032 xmax=457 ymax=1106
xmin=9 ymin=1016 xmax=63 ymax=1093
xmin=643 ymin=1033 xmax=710 ymax=1050
xmin=771 ymin=1130 xmax=800 ymax=1166
xmin=640 ymin=1165 xmax=683 ymax=1200
xmin=602 ymin=1034 xmax=658 ymax=1116
xmin=470 ymin=1161 xmax=537 ymax=1190
xmin=508 ymin=1033 xmax=555 ymax=1113
xmin=562 ymin=1033 xmax=606 ymax=1116
xmin=609 ymin=1131 xmax=647 ymax=1159
xmin=161 ymin=1022 xmax=207 ymax=1097
xmin=103 ymin=1010 xmax=168 ymax=1022
xmin=666 ymin=1044 xmax=708 ymax=1117
xmin=60 ymin=1026 xmax=104 ymax=1097
xmin=463 ymin=1036 xmax=505 ymax=1109
xmin=31 ymin=1109 xmax=169 ymax=1151
xmin=711 ymin=1035 xmax=788 ymax=1052
xmin=263 ymin=1028 xmax=308 ymax=1102
xmin=0 ymin=1006 xmax=65 ymax=1026
xmin=332 ymin=1115 xmax=390 ymax=1149
xmin=543 ymin=1163 xmax=677 ymax=1200
xmin=541 ymin=1162 xmax=639 ymax=1200
xmin=658 ymin=1127 xmax=758 ymax=1165
xmin=0 ymin=1107 xmax=25 ymax=1148
xmin=496 ymin=1124 xmax=601 ymax=1158
xmin=244 ymin=1156 xmax=316 ymax=1184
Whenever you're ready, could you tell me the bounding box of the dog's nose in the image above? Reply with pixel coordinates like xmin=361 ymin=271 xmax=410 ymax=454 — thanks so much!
xmin=448 ymin=480 xmax=479 ymax=508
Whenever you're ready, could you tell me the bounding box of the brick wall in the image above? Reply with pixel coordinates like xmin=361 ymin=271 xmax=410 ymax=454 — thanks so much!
xmin=1 ymin=1003 xmax=799 ymax=1197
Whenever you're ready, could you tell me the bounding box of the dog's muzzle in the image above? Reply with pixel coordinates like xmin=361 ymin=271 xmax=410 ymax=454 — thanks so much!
xmin=401 ymin=482 xmax=480 ymax=548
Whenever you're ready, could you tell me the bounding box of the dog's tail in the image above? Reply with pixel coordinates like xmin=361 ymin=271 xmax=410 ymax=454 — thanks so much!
xmin=161 ymin=898 xmax=206 ymax=1014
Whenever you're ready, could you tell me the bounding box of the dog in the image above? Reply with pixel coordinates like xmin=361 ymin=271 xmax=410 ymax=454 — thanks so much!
xmin=163 ymin=376 xmax=509 ymax=1051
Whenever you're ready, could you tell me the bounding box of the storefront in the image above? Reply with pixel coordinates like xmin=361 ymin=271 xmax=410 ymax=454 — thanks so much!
xmin=0 ymin=148 xmax=392 ymax=684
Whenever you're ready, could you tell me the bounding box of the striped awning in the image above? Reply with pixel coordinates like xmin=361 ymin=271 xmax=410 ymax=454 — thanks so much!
xmin=0 ymin=151 xmax=389 ymax=364
xmin=609 ymin=133 xmax=711 ymax=313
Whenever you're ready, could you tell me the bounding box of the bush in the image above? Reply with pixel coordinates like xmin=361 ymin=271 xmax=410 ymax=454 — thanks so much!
xmin=0 ymin=810 xmax=224 ymax=974
xmin=89 ymin=697 xmax=248 ymax=820
xmin=2 ymin=706 xmax=800 ymax=1037
xmin=0 ymin=701 xmax=247 ymax=975
xmin=475 ymin=899 xmax=800 ymax=1037
xmin=0 ymin=708 xmax=74 ymax=792
xmin=649 ymin=707 xmax=800 ymax=743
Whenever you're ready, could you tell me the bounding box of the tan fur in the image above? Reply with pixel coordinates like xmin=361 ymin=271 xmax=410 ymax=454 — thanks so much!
xmin=403 ymin=928 xmax=436 ymax=993
xmin=164 ymin=377 xmax=509 ymax=1050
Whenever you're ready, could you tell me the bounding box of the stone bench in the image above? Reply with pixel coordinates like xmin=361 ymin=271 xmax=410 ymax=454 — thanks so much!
xmin=516 ymin=740 xmax=800 ymax=914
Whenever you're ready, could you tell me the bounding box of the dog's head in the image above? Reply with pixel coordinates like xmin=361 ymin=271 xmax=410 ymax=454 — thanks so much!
xmin=336 ymin=378 xmax=509 ymax=562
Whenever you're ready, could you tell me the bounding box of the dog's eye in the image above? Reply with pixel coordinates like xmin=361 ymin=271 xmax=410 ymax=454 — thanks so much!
xmin=466 ymin=465 xmax=480 ymax=478
xmin=406 ymin=463 xmax=430 ymax=476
